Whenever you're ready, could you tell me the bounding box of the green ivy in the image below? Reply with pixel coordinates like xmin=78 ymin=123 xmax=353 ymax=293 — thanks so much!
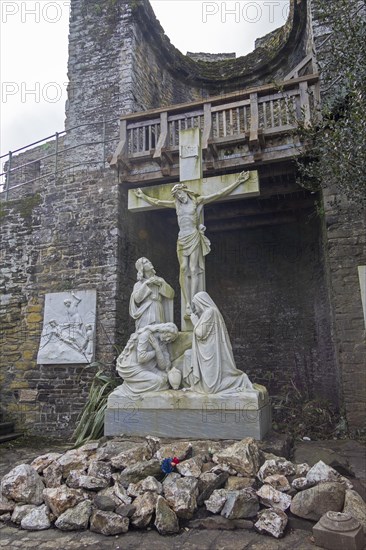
xmin=296 ymin=0 xmax=366 ymax=209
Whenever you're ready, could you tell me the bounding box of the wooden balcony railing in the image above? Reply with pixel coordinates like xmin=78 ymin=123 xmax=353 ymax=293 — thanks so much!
xmin=111 ymin=73 xmax=319 ymax=183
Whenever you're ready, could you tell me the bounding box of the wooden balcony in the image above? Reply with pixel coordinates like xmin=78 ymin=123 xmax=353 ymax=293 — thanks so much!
xmin=111 ymin=73 xmax=319 ymax=184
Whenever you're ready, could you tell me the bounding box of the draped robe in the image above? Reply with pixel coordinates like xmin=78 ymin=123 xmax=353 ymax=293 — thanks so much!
xmin=190 ymin=292 xmax=253 ymax=394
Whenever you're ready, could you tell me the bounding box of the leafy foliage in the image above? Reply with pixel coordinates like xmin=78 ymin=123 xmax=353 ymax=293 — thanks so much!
xmin=72 ymin=364 xmax=119 ymax=446
xmin=297 ymin=0 xmax=366 ymax=207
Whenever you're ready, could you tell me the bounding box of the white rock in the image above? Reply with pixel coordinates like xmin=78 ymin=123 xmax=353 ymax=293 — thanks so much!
xmin=290 ymin=482 xmax=346 ymax=521
xmin=255 ymin=508 xmax=288 ymax=538
xmin=164 ymin=476 xmax=199 ymax=519
xmin=1 ymin=464 xmax=45 ymax=505
xmin=57 ymin=450 xmax=88 ymax=478
xmin=162 ymin=473 xmax=181 ymax=489
xmin=306 ymin=460 xmax=353 ymax=489
xmin=11 ymin=504 xmax=37 ymax=524
xmin=43 ymin=486 xmax=86 ymax=517
xmin=66 ymin=471 xmax=108 ymax=491
xmin=111 ymin=439 xmax=160 ymax=470
xmin=295 ymin=463 xmax=311 ymax=478
xmin=221 ymin=489 xmax=259 ymax=519
xmin=291 ymin=477 xmax=313 ymax=491
xmin=30 ymin=453 xmax=62 ymax=474
xmin=127 ymin=476 xmax=162 ymax=497
xmin=256 ymin=484 xmax=292 ymax=511
xmin=263 ymin=474 xmax=291 ymax=492
xmin=257 ymin=458 xmax=296 ymax=482
xmin=87 ymin=461 xmax=112 ymax=482
xmin=204 ymin=489 xmax=228 ymax=514
xmin=77 ymin=441 xmax=100 ymax=453
xmin=130 ymin=491 xmax=158 ymax=528
xmin=176 ymin=457 xmax=203 ymax=478
xmin=154 ymin=495 xmax=179 ymax=535
xmin=0 ymin=496 xmax=16 ymax=514
xmin=55 ymin=500 xmax=92 ymax=531
xmin=98 ymin=483 xmax=132 ymax=507
xmin=210 ymin=464 xmax=238 ymax=476
xmin=20 ymin=504 xmax=50 ymax=531
xmin=155 ymin=442 xmax=192 ymax=461
xmin=43 ymin=461 xmax=63 ymax=488
xmin=90 ymin=510 xmax=129 ymax=535
xmin=212 ymin=438 xmax=260 ymax=477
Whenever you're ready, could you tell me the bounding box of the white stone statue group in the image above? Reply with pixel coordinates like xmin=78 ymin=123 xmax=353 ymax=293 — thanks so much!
xmin=116 ymin=258 xmax=253 ymax=398
xmin=116 ymin=173 xmax=254 ymax=398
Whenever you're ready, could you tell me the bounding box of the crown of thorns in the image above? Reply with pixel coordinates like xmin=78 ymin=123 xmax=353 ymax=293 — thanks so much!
xmin=171 ymin=183 xmax=188 ymax=195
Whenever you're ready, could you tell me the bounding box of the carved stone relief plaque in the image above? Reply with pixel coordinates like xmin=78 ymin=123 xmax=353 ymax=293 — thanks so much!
xmin=37 ymin=290 xmax=97 ymax=364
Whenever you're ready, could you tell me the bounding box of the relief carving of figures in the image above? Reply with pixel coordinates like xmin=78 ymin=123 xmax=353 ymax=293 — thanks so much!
xmin=129 ymin=257 xmax=175 ymax=330
xmin=115 ymin=323 xmax=179 ymax=398
xmin=37 ymin=290 xmax=96 ymax=364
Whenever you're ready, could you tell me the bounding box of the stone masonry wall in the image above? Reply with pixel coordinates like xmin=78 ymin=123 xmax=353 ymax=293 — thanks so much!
xmin=320 ymin=193 xmax=366 ymax=430
xmin=0 ymin=169 xmax=122 ymax=436
xmin=308 ymin=0 xmax=366 ymax=430
xmin=65 ymin=0 xmax=135 ymax=164
xmin=205 ymin=200 xmax=339 ymax=406
xmin=65 ymin=0 xmax=308 ymax=160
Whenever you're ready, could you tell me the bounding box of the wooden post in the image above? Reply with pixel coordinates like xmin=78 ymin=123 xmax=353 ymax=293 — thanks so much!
xmin=153 ymin=111 xmax=168 ymax=159
xmin=109 ymin=119 xmax=129 ymax=168
xmin=299 ymin=81 xmax=311 ymax=128
xmin=249 ymin=92 xmax=259 ymax=149
xmin=202 ymin=103 xmax=212 ymax=150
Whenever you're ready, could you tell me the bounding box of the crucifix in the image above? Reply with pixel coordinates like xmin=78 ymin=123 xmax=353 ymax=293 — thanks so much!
xmin=129 ymin=127 xmax=260 ymax=331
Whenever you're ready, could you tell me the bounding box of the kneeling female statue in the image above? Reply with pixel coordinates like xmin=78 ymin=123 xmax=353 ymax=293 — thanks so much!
xmin=186 ymin=291 xmax=253 ymax=394
xmin=116 ymin=323 xmax=178 ymax=398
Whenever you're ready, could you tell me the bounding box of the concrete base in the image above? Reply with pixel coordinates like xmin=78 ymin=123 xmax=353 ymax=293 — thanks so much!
xmin=105 ymin=386 xmax=271 ymax=440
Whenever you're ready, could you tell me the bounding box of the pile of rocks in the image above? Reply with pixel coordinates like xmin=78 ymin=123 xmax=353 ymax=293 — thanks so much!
xmin=0 ymin=436 xmax=365 ymax=539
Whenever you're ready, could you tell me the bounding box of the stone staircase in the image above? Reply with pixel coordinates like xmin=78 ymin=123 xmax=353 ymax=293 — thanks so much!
xmin=0 ymin=415 xmax=22 ymax=444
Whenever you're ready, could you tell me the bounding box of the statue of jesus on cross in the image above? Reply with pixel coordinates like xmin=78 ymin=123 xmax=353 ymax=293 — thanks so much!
xmin=134 ymin=170 xmax=250 ymax=319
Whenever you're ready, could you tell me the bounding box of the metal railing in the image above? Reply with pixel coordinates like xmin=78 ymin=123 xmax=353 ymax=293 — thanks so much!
xmin=0 ymin=118 xmax=119 ymax=201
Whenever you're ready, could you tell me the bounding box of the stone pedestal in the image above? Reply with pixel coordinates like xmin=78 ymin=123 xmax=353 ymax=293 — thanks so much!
xmin=104 ymin=385 xmax=271 ymax=440
xmin=313 ymin=512 xmax=365 ymax=550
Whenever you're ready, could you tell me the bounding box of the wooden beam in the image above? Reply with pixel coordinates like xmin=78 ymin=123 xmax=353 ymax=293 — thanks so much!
xmin=109 ymin=119 xmax=129 ymax=168
xmin=153 ymin=111 xmax=168 ymax=159
xmin=299 ymin=81 xmax=311 ymax=128
xmin=202 ymin=103 xmax=212 ymax=150
xmin=284 ymin=54 xmax=315 ymax=80
xmin=249 ymin=93 xmax=259 ymax=150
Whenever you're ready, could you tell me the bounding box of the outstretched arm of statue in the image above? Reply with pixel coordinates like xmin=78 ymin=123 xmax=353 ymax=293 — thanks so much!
xmin=134 ymin=188 xmax=175 ymax=209
xmin=199 ymin=171 xmax=250 ymax=205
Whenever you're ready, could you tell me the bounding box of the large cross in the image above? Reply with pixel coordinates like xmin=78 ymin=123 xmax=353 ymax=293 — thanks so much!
xmin=129 ymin=128 xmax=260 ymax=330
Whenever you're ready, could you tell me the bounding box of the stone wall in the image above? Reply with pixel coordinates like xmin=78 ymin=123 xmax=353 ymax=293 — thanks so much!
xmin=0 ymin=169 xmax=123 ymax=436
xmin=206 ymin=204 xmax=338 ymax=404
xmin=320 ymin=193 xmax=366 ymax=430
xmin=307 ymin=0 xmax=366 ymax=430
xmin=64 ymin=0 xmax=309 ymax=160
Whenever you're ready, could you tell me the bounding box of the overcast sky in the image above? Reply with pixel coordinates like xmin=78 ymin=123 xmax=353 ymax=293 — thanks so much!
xmin=0 ymin=1 xmax=289 ymax=159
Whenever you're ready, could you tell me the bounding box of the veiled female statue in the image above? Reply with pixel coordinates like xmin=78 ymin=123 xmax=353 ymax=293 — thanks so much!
xmin=116 ymin=322 xmax=178 ymax=398
xmin=187 ymin=292 xmax=253 ymax=394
